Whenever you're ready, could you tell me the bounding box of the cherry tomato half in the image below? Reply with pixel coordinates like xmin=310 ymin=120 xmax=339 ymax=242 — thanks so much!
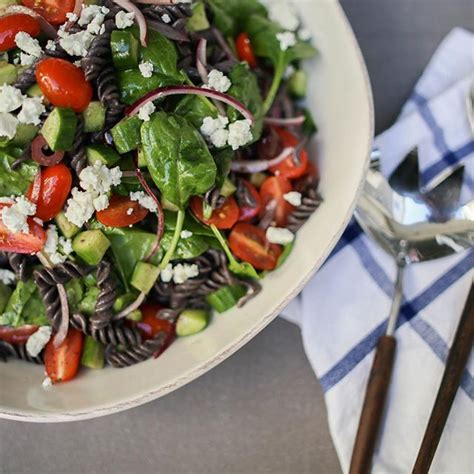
xmin=259 ymin=176 xmax=294 ymax=226
xmin=96 ymin=195 xmax=149 ymax=228
xmin=21 ymin=0 xmax=75 ymax=25
xmin=0 ymin=203 xmax=46 ymax=254
xmin=238 ymin=180 xmax=262 ymax=222
xmin=235 ymin=32 xmax=257 ymax=68
xmin=269 ymin=128 xmax=309 ymax=179
xmin=228 ymin=222 xmax=282 ymax=271
xmin=190 ymin=196 xmax=239 ymax=230
xmin=36 ymin=58 xmax=93 ymax=113
xmin=0 ymin=325 xmax=38 ymax=344
xmin=0 ymin=14 xmax=41 ymax=52
xmin=27 ymin=164 xmax=72 ymax=222
xmin=136 ymin=304 xmax=175 ymax=341
xmin=44 ymin=329 xmax=84 ymax=384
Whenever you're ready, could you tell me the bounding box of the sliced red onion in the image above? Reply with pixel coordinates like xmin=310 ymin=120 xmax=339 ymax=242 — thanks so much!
xmin=211 ymin=27 xmax=237 ymax=62
xmin=264 ymin=115 xmax=306 ymax=127
xmin=31 ymin=135 xmax=65 ymax=167
xmin=54 ymin=284 xmax=70 ymax=348
xmin=259 ymin=200 xmax=277 ymax=230
xmin=127 ymin=86 xmax=255 ymax=124
xmin=230 ymin=147 xmax=294 ymax=173
xmin=135 ymin=0 xmax=173 ymax=3
xmin=30 ymin=170 xmax=42 ymax=205
xmin=196 ymin=38 xmax=208 ymax=83
xmin=0 ymin=5 xmax=57 ymax=38
xmin=147 ymin=20 xmax=189 ymax=42
xmin=114 ymin=291 xmax=146 ymax=320
xmin=113 ymin=0 xmax=147 ymax=46
xmin=72 ymin=0 xmax=82 ymax=19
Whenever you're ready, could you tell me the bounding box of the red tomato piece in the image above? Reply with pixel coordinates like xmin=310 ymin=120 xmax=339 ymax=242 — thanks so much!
xmin=0 ymin=204 xmax=46 ymax=254
xmin=0 ymin=14 xmax=41 ymax=52
xmin=36 ymin=58 xmax=93 ymax=113
xmin=136 ymin=304 xmax=175 ymax=341
xmin=21 ymin=0 xmax=75 ymax=25
xmin=96 ymin=195 xmax=149 ymax=228
xmin=228 ymin=222 xmax=282 ymax=271
xmin=259 ymin=176 xmax=294 ymax=226
xmin=238 ymin=180 xmax=262 ymax=222
xmin=235 ymin=32 xmax=257 ymax=68
xmin=26 ymin=164 xmax=72 ymax=222
xmin=190 ymin=196 xmax=239 ymax=230
xmin=44 ymin=329 xmax=84 ymax=384
xmin=270 ymin=128 xmax=309 ymax=179
xmin=0 ymin=325 xmax=38 ymax=344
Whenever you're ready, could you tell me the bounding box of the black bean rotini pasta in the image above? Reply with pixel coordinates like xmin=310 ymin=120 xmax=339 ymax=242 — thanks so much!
xmin=67 ymin=116 xmax=88 ymax=177
xmin=89 ymin=260 xmax=118 ymax=331
xmin=0 ymin=341 xmax=44 ymax=365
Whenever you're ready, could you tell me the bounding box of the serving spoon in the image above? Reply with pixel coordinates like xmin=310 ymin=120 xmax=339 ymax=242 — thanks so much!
xmin=348 ymin=149 xmax=474 ymax=474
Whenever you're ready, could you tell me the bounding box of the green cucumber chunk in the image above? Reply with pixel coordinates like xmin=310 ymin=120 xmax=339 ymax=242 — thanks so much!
xmin=55 ymin=211 xmax=81 ymax=238
xmin=288 ymin=70 xmax=308 ymax=98
xmin=220 ymin=177 xmax=236 ymax=197
xmin=0 ymin=62 xmax=17 ymax=85
xmin=249 ymin=172 xmax=267 ymax=188
xmin=40 ymin=107 xmax=77 ymax=151
xmin=83 ymin=101 xmax=106 ymax=133
xmin=110 ymin=30 xmax=140 ymax=70
xmin=206 ymin=284 xmax=246 ymax=314
xmin=111 ymin=116 xmax=142 ymax=154
xmin=137 ymin=148 xmax=147 ymax=168
xmin=72 ymin=230 xmax=111 ymax=266
xmin=113 ymin=293 xmax=142 ymax=321
xmin=26 ymin=84 xmax=44 ymax=99
xmin=176 ymin=309 xmax=209 ymax=336
xmin=81 ymin=336 xmax=105 ymax=369
xmin=86 ymin=144 xmax=121 ymax=166
xmin=131 ymin=262 xmax=160 ymax=294
xmin=11 ymin=123 xmax=38 ymax=147
xmin=187 ymin=1 xmax=210 ymax=32
xmin=0 ymin=282 xmax=13 ymax=313
xmin=78 ymin=286 xmax=100 ymax=315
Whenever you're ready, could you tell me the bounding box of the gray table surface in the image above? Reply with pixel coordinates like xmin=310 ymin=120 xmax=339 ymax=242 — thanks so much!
xmin=1 ymin=1 xmax=473 ymax=473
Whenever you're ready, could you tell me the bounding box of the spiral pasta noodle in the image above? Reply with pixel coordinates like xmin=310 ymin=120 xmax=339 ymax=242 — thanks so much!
xmin=0 ymin=341 xmax=44 ymax=365
xmin=287 ymin=187 xmax=323 ymax=232
xmin=6 ymin=253 xmax=30 ymax=282
xmin=89 ymin=261 xmax=118 ymax=331
xmin=67 ymin=116 xmax=88 ymax=177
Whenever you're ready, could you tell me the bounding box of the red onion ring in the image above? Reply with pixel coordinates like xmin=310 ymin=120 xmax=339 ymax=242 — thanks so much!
xmin=31 ymin=135 xmax=65 ymax=166
xmin=113 ymin=0 xmax=147 ymax=46
xmin=0 ymin=5 xmax=57 ymax=38
xmin=30 ymin=169 xmax=42 ymax=205
xmin=54 ymin=284 xmax=70 ymax=348
xmin=196 ymin=38 xmax=208 ymax=83
xmin=127 ymin=86 xmax=255 ymax=124
xmin=264 ymin=115 xmax=306 ymax=127
xmin=146 ymin=19 xmax=189 ymax=42
xmin=230 ymin=147 xmax=294 ymax=173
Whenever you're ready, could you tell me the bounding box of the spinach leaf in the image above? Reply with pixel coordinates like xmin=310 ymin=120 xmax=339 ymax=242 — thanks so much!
xmin=22 ymin=289 xmax=49 ymax=327
xmin=245 ymin=14 xmax=317 ymax=113
xmin=213 ymin=147 xmax=233 ymax=189
xmin=174 ymin=95 xmax=217 ymax=130
xmin=141 ymin=112 xmax=217 ymax=210
xmin=0 ymin=148 xmax=39 ymax=196
xmin=164 ymin=210 xmax=215 ymax=237
xmin=227 ymin=63 xmax=264 ymax=141
xmin=161 ymin=230 xmax=209 ymax=260
xmin=0 ymin=280 xmax=37 ymax=327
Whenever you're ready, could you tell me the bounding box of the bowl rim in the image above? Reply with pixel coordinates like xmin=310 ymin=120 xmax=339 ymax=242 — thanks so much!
xmin=1 ymin=1 xmax=374 ymax=423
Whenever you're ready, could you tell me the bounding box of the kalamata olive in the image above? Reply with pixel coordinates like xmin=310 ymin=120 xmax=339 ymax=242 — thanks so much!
xmin=31 ymin=135 xmax=65 ymax=166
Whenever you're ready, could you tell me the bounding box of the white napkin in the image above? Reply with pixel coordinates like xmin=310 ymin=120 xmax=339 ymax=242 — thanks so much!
xmin=282 ymin=28 xmax=474 ymax=473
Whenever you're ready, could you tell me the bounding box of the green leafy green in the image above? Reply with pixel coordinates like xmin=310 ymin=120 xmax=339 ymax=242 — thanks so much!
xmin=174 ymin=95 xmax=218 ymax=130
xmin=22 ymin=290 xmax=49 ymax=327
xmin=65 ymin=279 xmax=84 ymax=313
xmin=164 ymin=210 xmax=215 ymax=237
xmin=0 ymin=280 xmax=37 ymax=327
xmin=0 ymin=148 xmax=39 ymax=196
xmin=141 ymin=112 xmax=217 ymax=210
xmin=245 ymin=14 xmax=317 ymax=113
xmin=187 ymin=0 xmax=210 ymax=32
xmin=213 ymin=147 xmax=233 ymax=189
xmin=162 ymin=229 xmax=209 ymax=260
xmin=79 ymin=287 xmax=100 ymax=316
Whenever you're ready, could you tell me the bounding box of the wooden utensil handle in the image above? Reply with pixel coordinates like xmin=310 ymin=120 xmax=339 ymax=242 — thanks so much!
xmin=412 ymin=284 xmax=474 ymax=474
xmin=349 ymin=335 xmax=396 ymax=474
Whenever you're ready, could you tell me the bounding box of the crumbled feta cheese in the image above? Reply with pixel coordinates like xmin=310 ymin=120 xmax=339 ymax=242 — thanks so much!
xmin=99 ymin=24 xmax=106 ymax=35
xmin=267 ymin=0 xmax=300 ymax=31
xmin=0 ymin=85 xmax=25 ymax=113
xmin=59 ymin=30 xmax=94 ymax=57
xmin=283 ymin=191 xmax=302 ymax=207
xmin=73 ymin=60 xmax=82 ymax=68
xmin=276 ymin=31 xmax=297 ymax=51
xmin=78 ymin=5 xmax=109 ymax=26
xmin=127 ymin=207 xmax=134 ymax=215
xmin=115 ymin=11 xmax=135 ymax=29
xmin=0 ymin=112 xmax=19 ymax=139
xmin=59 ymin=236 xmax=73 ymax=255
xmin=87 ymin=12 xmax=107 ymax=35
xmin=17 ymin=97 xmax=45 ymax=126
xmin=0 ymin=197 xmax=13 ymax=204
xmin=200 ymin=115 xmax=230 ymax=147
xmin=92 ymin=194 xmax=109 ymax=212
xmin=227 ymin=119 xmax=253 ymax=150
xmin=44 ymin=225 xmax=72 ymax=264
xmin=206 ymin=69 xmax=232 ymax=93
xmin=15 ymin=32 xmax=42 ymax=58
xmin=209 ymin=128 xmax=230 ymax=148
xmin=180 ymin=230 xmax=193 ymax=239
xmin=160 ymin=264 xmax=173 ymax=283
xmin=26 ymin=326 xmax=52 ymax=357
xmin=19 ymin=53 xmax=36 ymax=66
xmin=161 ymin=13 xmax=171 ymax=23
xmin=1 ymin=196 xmax=36 ymax=234
xmin=138 ymin=102 xmax=156 ymax=122
xmin=0 ymin=269 xmax=15 ymax=285
xmin=138 ymin=61 xmax=154 ymax=78
xmin=129 ymin=191 xmax=158 ymax=213
xmin=172 ymin=263 xmax=199 ymax=284
xmin=66 ymin=12 xmax=78 ymax=22
xmin=298 ymin=28 xmax=312 ymax=41
xmin=45 ymin=40 xmax=56 ymax=51
xmin=42 ymin=377 xmax=53 ymax=389
xmin=65 ymin=188 xmax=95 ymax=227
xmin=266 ymin=227 xmax=295 ymax=245
xmin=79 ymin=161 xmax=122 ymax=195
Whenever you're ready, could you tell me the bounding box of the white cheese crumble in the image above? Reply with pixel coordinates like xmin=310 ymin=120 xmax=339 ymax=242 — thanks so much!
xmin=127 ymin=207 xmax=134 ymax=215
xmin=267 ymin=0 xmax=300 ymax=31
xmin=0 ymin=112 xmax=19 ymax=140
xmin=138 ymin=61 xmax=154 ymax=78
xmin=129 ymin=191 xmax=158 ymax=213
xmin=0 ymin=85 xmax=25 ymax=113
xmin=65 ymin=188 xmax=95 ymax=227
xmin=26 ymin=326 xmax=52 ymax=357
xmin=87 ymin=12 xmax=107 ymax=35
xmin=266 ymin=227 xmax=295 ymax=245
xmin=115 ymin=11 xmax=135 ymax=29
xmin=276 ymin=31 xmax=297 ymax=51
xmin=180 ymin=230 xmax=193 ymax=239
xmin=17 ymin=97 xmax=45 ymax=126
xmin=45 ymin=40 xmax=56 ymax=51
xmin=19 ymin=53 xmax=36 ymax=66
xmin=160 ymin=263 xmax=199 ymax=284
xmin=15 ymin=32 xmax=42 ymax=58
xmin=44 ymin=225 xmax=73 ymax=264
xmin=298 ymin=28 xmax=312 ymax=41
xmin=66 ymin=12 xmax=78 ymax=22
xmin=160 ymin=264 xmax=173 ymax=283
xmin=138 ymin=102 xmax=156 ymax=122
xmin=161 ymin=13 xmax=171 ymax=23
xmin=42 ymin=377 xmax=53 ymax=389
xmin=200 ymin=115 xmax=229 ymax=148
xmin=1 ymin=196 xmax=36 ymax=234
xmin=93 ymin=194 xmax=109 ymax=212
xmin=227 ymin=119 xmax=253 ymax=150
xmin=0 ymin=269 xmax=15 ymax=285
xmin=206 ymin=69 xmax=232 ymax=93
xmin=59 ymin=30 xmax=94 ymax=57
xmin=283 ymin=191 xmax=302 ymax=207
xmin=78 ymin=5 xmax=109 ymax=26
xmin=80 ymin=161 xmax=122 ymax=195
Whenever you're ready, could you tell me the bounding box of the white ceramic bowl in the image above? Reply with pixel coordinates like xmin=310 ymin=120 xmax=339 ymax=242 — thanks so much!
xmin=0 ymin=0 xmax=373 ymax=422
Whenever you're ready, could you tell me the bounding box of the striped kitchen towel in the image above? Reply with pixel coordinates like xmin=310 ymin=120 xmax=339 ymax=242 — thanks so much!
xmin=282 ymin=28 xmax=474 ymax=473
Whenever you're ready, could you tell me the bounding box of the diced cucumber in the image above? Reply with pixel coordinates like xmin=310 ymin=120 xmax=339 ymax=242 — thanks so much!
xmin=82 ymin=101 xmax=106 ymax=133
xmin=137 ymin=148 xmax=147 ymax=168
xmin=41 ymin=107 xmax=77 ymax=151
xmin=10 ymin=123 xmax=38 ymax=147
xmin=130 ymin=261 xmax=160 ymax=294
xmin=111 ymin=30 xmax=140 ymax=71
xmin=78 ymin=286 xmax=100 ymax=315
xmin=26 ymin=84 xmax=44 ymax=99
xmin=176 ymin=309 xmax=209 ymax=336
xmin=111 ymin=116 xmax=142 ymax=154
xmin=72 ymin=230 xmax=111 ymax=266
xmin=55 ymin=211 xmax=81 ymax=238
xmin=81 ymin=336 xmax=105 ymax=369
xmin=0 ymin=282 xmax=12 ymax=313
xmin=0 ymin=62 xmax=17 ymax=85
xmin=288 ymin=69 xmax=308 ymax=98
xmin=86 ymin=144 xmax=121 ymax=166
xmin=83 ymin=273 xmax=97 ymax=288
xmin=206 ymin=284 xmax=246 ymax=313
xmin=220 ymin=177 xmax=236 ymax=197
xmin=113 ymin=293 xmax=143 ymax=321
xmin=65 ymin=278 xmax=84 ymax=311
xmin=187 ymin=1 xmax=210 ymax=32
xmin=249 ymin=172 xmax=267 ymax=188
